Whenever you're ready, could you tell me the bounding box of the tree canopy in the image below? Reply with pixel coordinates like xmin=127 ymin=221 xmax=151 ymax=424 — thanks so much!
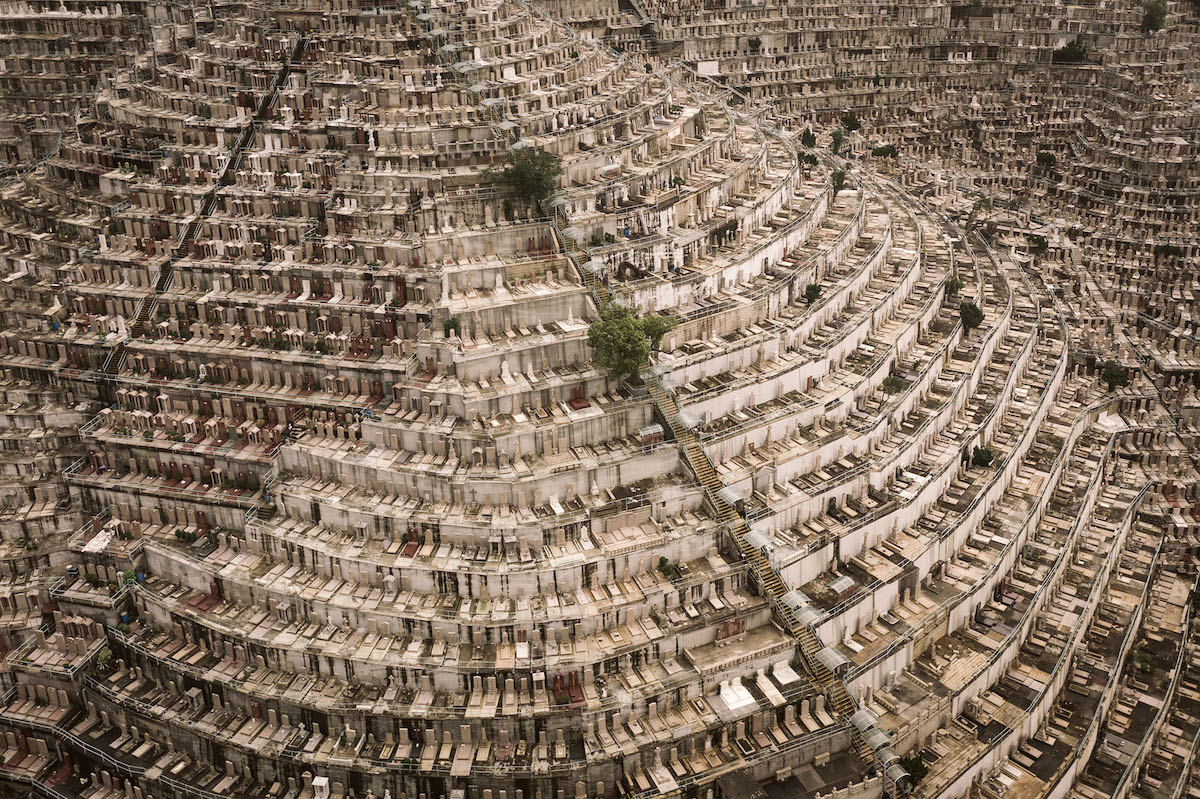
xmin=640 ymin=314 xmax=677 ymax=350
xmin=1142 ymin=0 xmax=1167 ymax=32
xmin=1052 ymin=38 xmax=1088 ymax=63
xmin=1102 ymin=360 xmax=1129 ymax=391
xmin=899 ymin=755 xmax=929 ymax=786
xmin=960 ymin=301 xmax=984 ymax=331
xmin=832 ymin=169 xmax=847 ymax=195
xmin=488 ymin=147 xmax=562 ymax=205
xmin=972 ymin=446 xmax=994 ymax=468
xmin=588 ymin=304 xmax=676 ymax=381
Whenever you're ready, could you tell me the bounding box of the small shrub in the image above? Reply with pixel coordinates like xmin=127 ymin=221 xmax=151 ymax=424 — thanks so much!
xmin=95 ymin=645 xmax=113 ymax=673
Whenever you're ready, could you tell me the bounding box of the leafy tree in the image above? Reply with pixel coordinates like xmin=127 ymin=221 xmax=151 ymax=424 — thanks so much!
xmin=801 ymin=128 xmax=817 ymax=148
xmin=899 ymin=755 xmax=930 ymax=786
xmin=804 ymin=283 xmax=823 ymax=304
xmin=841 ymin=112 xmax=862 ymax=132
xmin=801 ymin=153 xmax=819 ymax=166
xmin=1102 ymin=360 xmax=1129 ymax=391
xmin=1028 ymin=234 xmax=1048 ymax=255
xmin=946 ymin=274 xmax=963 ymax=295
xmin=972 ymin=446 xmax=994 ymax=468
xmin=640 ymin=314 xmax=677 ymax=350
xmin=871 ymin=144 xmax=898 ymax=158
xmin=831 ymin=129 xmax=845 ymax=156
xmin=1052 ymin=38 xmax=1088 ymax=64
xmin=747 ymin=36 xmax=762 ymax=53
xmin=1036 ymin=150 xmax=1057 ymax=168
xmin=967 ymin=196 xmax=993 ymax=230
xmin=959 ymin=301 xmax=984 ymax=332
xmin=832 ymin=169 xmax=847 ymax=195
xmin=588 ymin=304 xmax=675 ymax=380
xmin=1142 ymin=0 xmax=1167 ymax=31
xmin=882 ymin=374 xmax=904 ymax=394
xmin=488 ymin=147 xmax=562 ymax=206
xmin=443 ymin=315 xmax=461 ymax=337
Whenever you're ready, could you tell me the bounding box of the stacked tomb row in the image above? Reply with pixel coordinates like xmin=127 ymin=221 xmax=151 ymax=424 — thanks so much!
xmin=0 ymin=0 xmax=154 ymax=166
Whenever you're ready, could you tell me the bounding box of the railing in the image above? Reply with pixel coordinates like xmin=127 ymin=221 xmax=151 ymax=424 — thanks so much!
xmin=919 ymin=431 xmax=1155 ymax=797
xmin=5 ymin=622 xmax=107 ymax=679
xmin=1108 ymin=570 xmax=1200 ymax=799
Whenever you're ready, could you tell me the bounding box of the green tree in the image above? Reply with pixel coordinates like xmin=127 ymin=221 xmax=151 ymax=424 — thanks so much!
xmin=640 ymin=314 xmax=677 ymax=350
xmin=1102 ymin=360 xmax=1129 ymax=391
xmin=95 ymin=645 xmax=113 ymax=673
xmin=968 ymin=196 xmax=993 ymax=229
xmin=871 ymin=144 xmax=898 ymax=158
xmin=882 ymin=374 xmax=904 ymax=394
xmin=972 ymin=446 xmax=994 ymax=468
xmin=588 ymin=303 xmax=651 ymax=381
xmin=899 ymin=755 xmax=930 ymax=786
xmin=804 ymin=283 xmax=823 ymax=304
xmin=1142 ymin=0 xmax=1167 ymax=31
xmin=946 ymin=274 xmax=963 ymax=295
xmin=832 ymin=169 xmax=847 ymax=195
xmin=747 ymin=36 xmax=762 ymax=53
xmin=1028 ymin=234 xmax=1048 ymax=255
xmin=1036 ymin=150 xmax=1057 ymax=168
xmin=488 ymin=147 xmax=562 ymax=206
xmin=801 ymin=128 xmax=817 ymax=148
xmin=959 ymin=301 xmax=984 ymax=332
xmin=1052 ymin=38 xmax=1088 ymax=64
xmin=841 ymin=112 xmax=862 ymax=132
xmin=831 ymin=129 xmax=845 ymax=156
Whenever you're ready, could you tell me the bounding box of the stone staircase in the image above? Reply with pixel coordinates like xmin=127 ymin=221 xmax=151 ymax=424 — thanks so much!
xmin=649 ymin=376 xmax=899 ymax=783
